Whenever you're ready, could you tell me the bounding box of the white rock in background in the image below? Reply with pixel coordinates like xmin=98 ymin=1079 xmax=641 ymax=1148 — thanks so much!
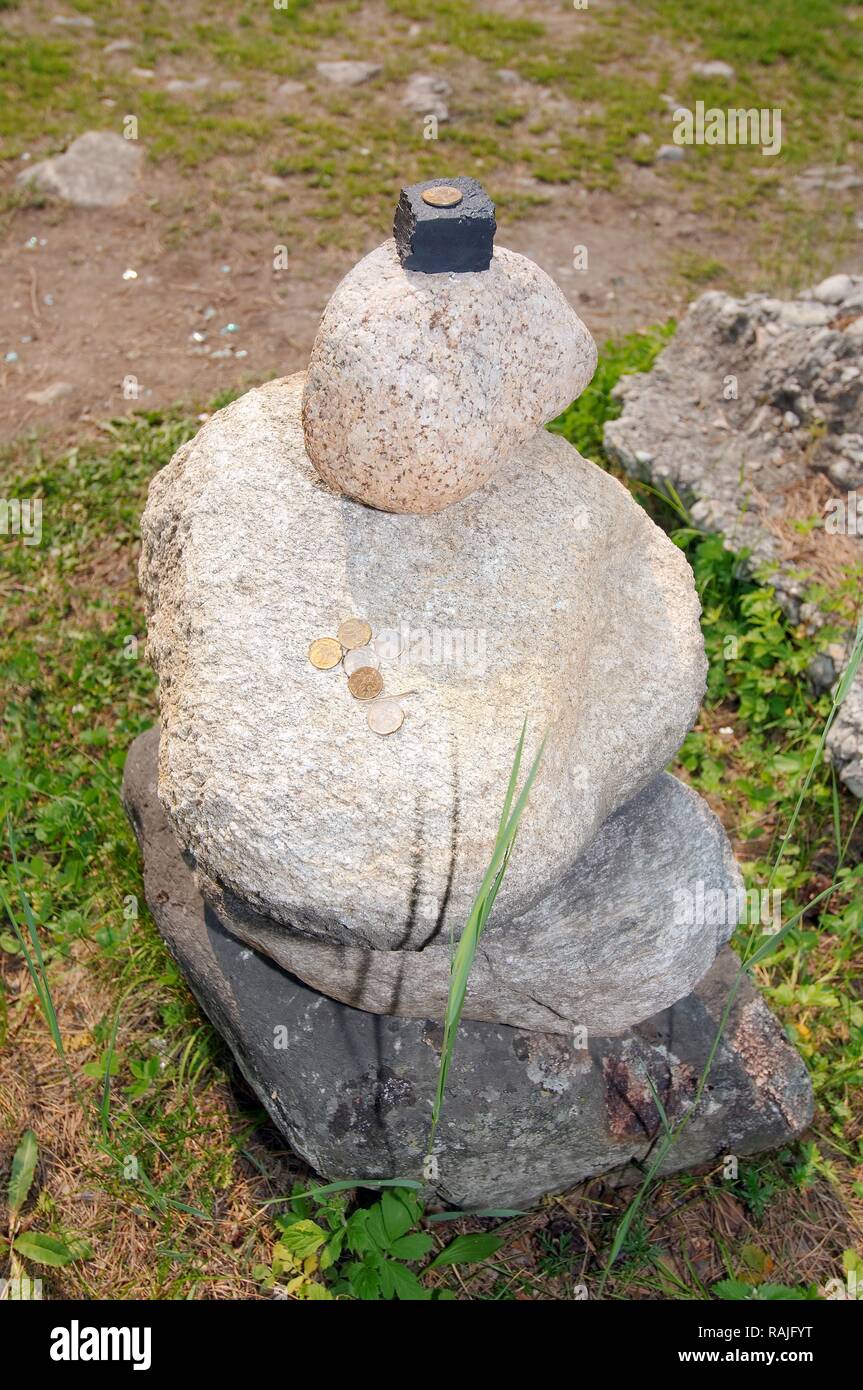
xmin=140 ymin=373 xmax=707 ymax=951
xmin=164 ymin=77 xmax=210 ymax=94
xmin=691 ymin=60 xmax=736 ymax=79
xmin=812 ymin=273 xmax=855 ymax=304
xmin=316 ymin=60 xmax=381 ymax=86
xmin=17 ymin=131 xmax=144 ymax=208
xmin=25 ymin=381 xmax=73 ymax=405
xmin=795 ymin=165 xmax=862 ymax=192
xmin=274 ymin=80 xmax=306 ymax=102
xmin=403 ymin=72 xmax=450 ymax=121
xmin=301 ymin=240 xmax=597 ymax=512
xmin=826 ymin=678 xmax=863 ymax=797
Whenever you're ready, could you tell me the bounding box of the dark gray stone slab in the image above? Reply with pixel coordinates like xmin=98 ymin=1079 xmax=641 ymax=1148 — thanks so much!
xmin=123 ymin=728 xmax=813 ymax=1210
xmin=393 ymin=177 xmax=496 ymax=273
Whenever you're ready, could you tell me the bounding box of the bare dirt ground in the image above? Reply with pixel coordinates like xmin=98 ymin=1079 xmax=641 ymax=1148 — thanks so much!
xmin=2 ymin=173 xmax=688 ymax=441
xmin=2 ymin=0 xmax=861 ymax=445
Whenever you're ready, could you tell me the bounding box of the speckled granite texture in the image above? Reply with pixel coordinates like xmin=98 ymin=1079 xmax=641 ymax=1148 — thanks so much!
xmin=301 ymin=241 xmax=597 ymax=512
xmin=139 ymin=373 xmax=707 ymax=955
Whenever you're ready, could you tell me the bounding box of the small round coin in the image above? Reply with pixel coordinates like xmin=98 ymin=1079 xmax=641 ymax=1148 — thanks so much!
xmin=347 ymin=666 xmax=384 ymax=701
xmin=308 ymin=637 xmax=343 ymax=670
xmin=367 ymin=698 xmax=405 ymax=736
xmin=421 ymin=185 xmax=463 ymax=209
xmin=337 ymin=617 xmax=372 ymax=650
xmin=373 ymin=628 xmax=403 ymax=661
xmin=343 ymin=645 xmax=380 ymax=676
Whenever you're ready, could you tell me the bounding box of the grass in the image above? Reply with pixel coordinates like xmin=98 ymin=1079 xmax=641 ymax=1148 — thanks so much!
xmin=1 ymin=0 xmax=861 ymax=275
xmin=1 ymin=321 xmax=861 ymax=1298
xmin=1 ymin=0 xmax=862 ymax=1299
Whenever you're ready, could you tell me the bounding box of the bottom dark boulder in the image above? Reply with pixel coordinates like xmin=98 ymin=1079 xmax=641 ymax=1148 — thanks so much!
xmin=123 ymin=727 xmax=813 ymax=1210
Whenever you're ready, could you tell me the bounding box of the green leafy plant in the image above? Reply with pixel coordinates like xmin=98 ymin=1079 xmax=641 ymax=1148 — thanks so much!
xmin=258 ymin=1183 xmax=504 ymax=1300
xmin=1 ymin=1131 xmax=92 ymax=1287
xmin=712 ymin=1277 xmax=822 ymax=1301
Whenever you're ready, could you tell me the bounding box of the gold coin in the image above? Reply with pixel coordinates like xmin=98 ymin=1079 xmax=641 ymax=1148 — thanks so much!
xmin=343 ymin=645 xmax=380 ymax=676
xmin=421 ymin=185 xmax=463 ymax=208
xmin=348 ymin=666 xmax=384 ymax=701
xmin=367 ymin=698 xmax=405 ymax=736
xmin=338 ymin=617 xmax=372 ymax=650
xmin=308 ymin=637 xmax=343 ymax=670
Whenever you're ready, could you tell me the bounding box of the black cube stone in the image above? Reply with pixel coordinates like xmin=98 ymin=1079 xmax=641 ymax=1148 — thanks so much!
xmin=393 ymin=176 xmax=496 ymax=274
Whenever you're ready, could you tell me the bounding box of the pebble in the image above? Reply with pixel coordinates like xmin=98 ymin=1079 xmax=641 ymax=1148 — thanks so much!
xmin=164 ymin=77 xmax=210 ymax=94
xmin=274 ymin=80 xmax=306 ymax=102
xmin=25 ymin=381 xmax=73 ymax=405
xmin=315 ymin=61 xmax=381 ymax=87
xmin=812 ymin=273 xmax=854 ymax=305
xmin=795 ymin=165 xmax=862 ymax=192
xmin=691 ymin=60 xmax=736 ymax=80
xmin=403 ymin=72 xmax=450 ymax=121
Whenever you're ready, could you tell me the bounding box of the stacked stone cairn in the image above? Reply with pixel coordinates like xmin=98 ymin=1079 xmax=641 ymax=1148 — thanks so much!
xmin=124 ymin=178 xmax=812 ymax=1209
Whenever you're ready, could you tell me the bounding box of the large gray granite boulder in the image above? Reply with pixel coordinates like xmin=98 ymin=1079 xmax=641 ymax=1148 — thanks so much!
xmin=140 ymin=373 xmax=707 ymax=954
xmin=123 ymin=727 xmax=813 ymax=1210
xmin=604 ymin=280 xmax=863 ymax=796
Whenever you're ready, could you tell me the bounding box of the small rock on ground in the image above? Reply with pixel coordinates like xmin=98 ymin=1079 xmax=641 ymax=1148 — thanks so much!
xmin=274 ymin=80 xmax=306 ymax=102
xmin=691 ymin=60 xmax=736 ymax=79
xmin=403 ymin=72 xmax=450 ymax=121
xmin=17 ymin=131 xmax=144 ymax=208
xmin=795 ymin=165 xmax=862 ymax=192
xmin=25 ymin=381 xmax=73 ymax=406
xmin=164 ymin=77 xmax=210 ymax=94
xmin=315 ymin=60 xmax=381 ymax=86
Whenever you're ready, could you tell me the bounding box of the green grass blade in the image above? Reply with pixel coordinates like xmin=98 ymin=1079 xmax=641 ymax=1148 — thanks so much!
xmin=428 ymin=727 xmax=546 ymax=1151
xmin=100 ymin=1000 xmax=123 ymax=1138
xmin=4 ymin=816 xmax=68 ymax=1067
xmin=643 ymin=1068 xmax=671 ymax=1136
